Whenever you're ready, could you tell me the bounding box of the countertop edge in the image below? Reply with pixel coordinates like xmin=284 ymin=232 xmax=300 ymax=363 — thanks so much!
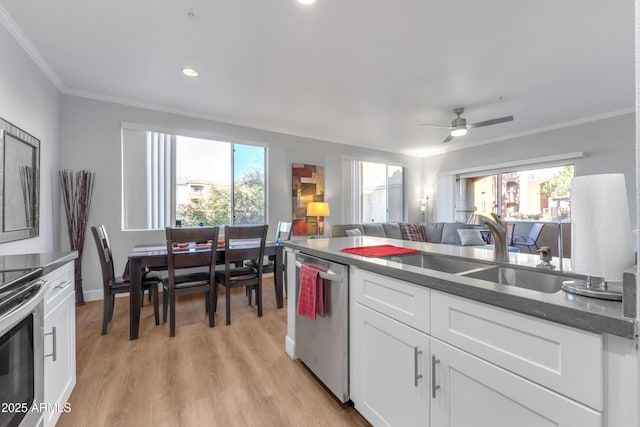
xmin=284 ymin=239 xmax=637 ymax=339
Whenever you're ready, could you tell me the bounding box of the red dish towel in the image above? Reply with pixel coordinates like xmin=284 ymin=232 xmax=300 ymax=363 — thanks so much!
xmin=340 ymin=245 xmax=421 ymax=257
xmin=297 ymin=264 xmax=319 ymax=320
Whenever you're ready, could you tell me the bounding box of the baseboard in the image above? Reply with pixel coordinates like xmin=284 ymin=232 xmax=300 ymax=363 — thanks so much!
xmin=285 ymin=335 xmax=297 ymax=360
xmin=83 ymin=289 xmax=103 ymax=302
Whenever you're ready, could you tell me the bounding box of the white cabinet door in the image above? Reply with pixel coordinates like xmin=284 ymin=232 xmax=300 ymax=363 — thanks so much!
xmin=43 ymin=268 xmax=76 ymax=427
xmin=351 ymin=303 xmax=430 ymax=427
xmin=430 ymin=338 xmax=602 ymax=427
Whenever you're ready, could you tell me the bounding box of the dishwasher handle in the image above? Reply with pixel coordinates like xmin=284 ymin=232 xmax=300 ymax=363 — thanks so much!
xmin=295 ymin=260 xmax=342 ymax=281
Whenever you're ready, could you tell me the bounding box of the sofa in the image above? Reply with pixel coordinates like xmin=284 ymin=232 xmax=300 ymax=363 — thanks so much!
xmin=332 ymin=222 xmax=491 ymax=247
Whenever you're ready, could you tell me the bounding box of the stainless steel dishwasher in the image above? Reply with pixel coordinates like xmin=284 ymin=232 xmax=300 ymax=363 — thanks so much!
xmin=295 ymin=253 xmax=349 ymax=402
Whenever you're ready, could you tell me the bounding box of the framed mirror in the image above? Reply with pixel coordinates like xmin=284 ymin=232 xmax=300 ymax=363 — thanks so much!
xmin=0 ymin=118 xmax=39 ymax=243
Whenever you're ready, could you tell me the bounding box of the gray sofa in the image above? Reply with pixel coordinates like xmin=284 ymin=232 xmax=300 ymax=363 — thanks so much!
xmin=332 ymin=222 xmax=488 ymax=247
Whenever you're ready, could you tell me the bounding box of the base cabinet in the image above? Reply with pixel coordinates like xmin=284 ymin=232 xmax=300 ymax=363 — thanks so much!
xmin=430 ymin=338 xmax=602 ymax=427
xmin=43 ymin=262 xmax=76 ymax=427
xmin=350 ymin=303 xmax=430 ymax=427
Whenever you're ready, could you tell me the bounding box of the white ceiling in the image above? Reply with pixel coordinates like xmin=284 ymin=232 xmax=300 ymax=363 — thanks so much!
xmin=0 ymin=0 xmax=634 ymax=157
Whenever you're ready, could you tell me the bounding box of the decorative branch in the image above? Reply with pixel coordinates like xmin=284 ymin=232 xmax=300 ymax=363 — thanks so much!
xmin=60 ymin=169 xmax=96 ymax=306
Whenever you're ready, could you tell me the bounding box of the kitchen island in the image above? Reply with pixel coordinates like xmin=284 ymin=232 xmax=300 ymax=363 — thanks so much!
xmin=284 ymin=236 xmax=638 ymax=427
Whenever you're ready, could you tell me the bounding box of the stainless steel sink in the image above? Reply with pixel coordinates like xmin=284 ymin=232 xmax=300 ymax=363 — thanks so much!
xmin=383 ymin=253 xmax=488 ymax=274
xmin=461 ymin=266 xmax=573 ymax=293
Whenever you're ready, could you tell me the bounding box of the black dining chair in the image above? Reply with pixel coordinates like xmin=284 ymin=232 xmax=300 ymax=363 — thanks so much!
xmin=91 ymin=224 xmax=162 ymax=335
xmin=214 ymin=224 xmax=268 ymax=325
xmin=163 ymin=226 xmax=219 ymax=337
xmin=246 ymin=221 xmax=292 ymax=304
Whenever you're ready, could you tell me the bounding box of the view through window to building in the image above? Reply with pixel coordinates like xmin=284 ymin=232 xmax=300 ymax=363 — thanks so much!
xmin=361 ymin=161 xmax=404 ymax=222
xmin=456 ymin=165 xmax=574 ymax=223
xmin=122 ymin=128 xmax=266 ymax=230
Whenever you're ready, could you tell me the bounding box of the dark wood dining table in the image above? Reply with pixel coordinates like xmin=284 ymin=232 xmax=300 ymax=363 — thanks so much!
xmin=126 ymin=241 xmax=284 ymax=340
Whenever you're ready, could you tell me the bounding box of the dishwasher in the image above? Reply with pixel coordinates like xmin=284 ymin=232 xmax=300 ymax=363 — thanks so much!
xmin=295 ymin=253 xmax=349 ymax=402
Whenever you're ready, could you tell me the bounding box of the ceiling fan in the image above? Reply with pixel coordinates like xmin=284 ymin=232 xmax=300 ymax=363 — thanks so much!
xmin=420 ymin=108 xmax=514 ymax=143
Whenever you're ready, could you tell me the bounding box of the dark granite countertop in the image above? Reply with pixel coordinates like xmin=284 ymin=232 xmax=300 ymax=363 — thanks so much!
xmin=0 ymin=251 xmax=78 ymax=275
xmin=284 ymin=236 xmax=637 ymax=339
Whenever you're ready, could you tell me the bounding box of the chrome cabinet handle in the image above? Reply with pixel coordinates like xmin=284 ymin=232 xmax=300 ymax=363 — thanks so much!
xmin=44 ymin=327 xmax=57 ymax=362
xmin=431 ymin=354 xmax=440 ymax=398
xmin=54 ymin=280 xmax=73 ymax=290
xmin=414 ymin=347 xmax=423 ymax=387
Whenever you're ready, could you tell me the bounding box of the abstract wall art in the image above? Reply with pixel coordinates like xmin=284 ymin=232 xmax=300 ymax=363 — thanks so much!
xmin=292 ymin=163 xmax=325 ymax=236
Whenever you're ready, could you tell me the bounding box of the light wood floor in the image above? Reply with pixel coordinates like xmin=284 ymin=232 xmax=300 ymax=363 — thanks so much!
xmin=58 ymin=278 xmax=370 ymax=427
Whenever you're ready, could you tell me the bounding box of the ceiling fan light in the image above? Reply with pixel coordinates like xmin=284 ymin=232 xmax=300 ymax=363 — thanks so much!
xmin=451 ymin=128 xmax=467 ymax=137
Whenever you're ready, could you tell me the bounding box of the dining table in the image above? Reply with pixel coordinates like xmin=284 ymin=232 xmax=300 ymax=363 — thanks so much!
xmin=126 ymin=241 xmax=284 ymax=340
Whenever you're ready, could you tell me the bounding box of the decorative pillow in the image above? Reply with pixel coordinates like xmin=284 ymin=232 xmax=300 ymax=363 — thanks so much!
xmin=457 ymin=229 xmax=486 ymax=246
xmin=424 ymin=222 xmax=444 ymax=243
xmin=382 ymin=223 xmax=403 ymax=240
xmin=399 ymin=223 xmax=426 ymax=242
xmin=441 ymin=223 xmax=471 ymax=245
xmin=363 ymin=223 xmax=386 ymax=238
xmin=345 ymin=228 xmax=362 ymax=236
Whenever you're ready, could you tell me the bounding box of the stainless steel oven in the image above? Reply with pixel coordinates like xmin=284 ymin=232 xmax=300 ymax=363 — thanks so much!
xmin=0 ymin=268 xmax=45 ymax=427
xmin=295 ymin=253 xmax=349 ymax=402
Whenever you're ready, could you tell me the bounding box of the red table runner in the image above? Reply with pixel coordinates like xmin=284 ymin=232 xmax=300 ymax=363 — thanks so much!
xmin=340 ymin=245 xmax=420 ymax=257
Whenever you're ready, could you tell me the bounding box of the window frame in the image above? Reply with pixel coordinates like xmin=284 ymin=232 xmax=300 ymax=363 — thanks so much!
xmin=121 ymin=124 xmax=268 ymax=231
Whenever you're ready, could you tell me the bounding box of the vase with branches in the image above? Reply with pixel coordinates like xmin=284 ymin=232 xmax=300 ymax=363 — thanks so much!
xmin=60 ymin=169 xmax=96 ymax=306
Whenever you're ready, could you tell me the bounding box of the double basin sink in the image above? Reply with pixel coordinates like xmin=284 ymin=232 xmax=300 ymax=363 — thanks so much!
xmin=383 ymin=252 xmax=575 ymax=294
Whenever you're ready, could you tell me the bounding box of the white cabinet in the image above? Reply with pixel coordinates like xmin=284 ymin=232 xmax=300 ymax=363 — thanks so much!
xmin=349 ymin=267 xmax=606 ymax=427
xmin=351 ymin=303 xmax=430 ymax=427
xmin=430 ymin=338 xmax=601 ymax=427
xmin=43 ymin=261 xmax=76 ymax=427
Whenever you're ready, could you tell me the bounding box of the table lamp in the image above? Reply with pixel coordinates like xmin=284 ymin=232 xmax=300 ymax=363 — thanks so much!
xmin=307 ymin=202 xmax=330 ymax=238
xmin=561 ymin=174 xmax=634 ymax=300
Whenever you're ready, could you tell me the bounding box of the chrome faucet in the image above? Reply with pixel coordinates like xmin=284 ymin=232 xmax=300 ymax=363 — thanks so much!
xmin=483 ymin=213 xmax=509 ymax=262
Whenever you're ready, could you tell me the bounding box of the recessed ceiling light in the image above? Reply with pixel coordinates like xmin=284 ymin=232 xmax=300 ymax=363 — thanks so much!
xmin=298 ymin=0 xmax=316 ymax=4
xmin=182 ymin=68 xmax=199 ymax=77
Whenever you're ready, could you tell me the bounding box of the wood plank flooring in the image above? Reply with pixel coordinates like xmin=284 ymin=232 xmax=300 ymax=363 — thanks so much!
xmin=57 ymin=278 xmax=370 ymax=427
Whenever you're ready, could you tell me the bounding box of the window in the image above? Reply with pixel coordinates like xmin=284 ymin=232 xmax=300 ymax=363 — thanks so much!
xmin=456 ymin=165 xmax=574 ymax=223
xmin=344 ymin=160 xmax=405 ymax=223
xmin=122 ymin=128 xmax=266 ymax=230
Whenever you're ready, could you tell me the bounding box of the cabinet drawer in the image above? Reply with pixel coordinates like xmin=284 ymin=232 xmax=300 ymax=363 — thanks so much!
xmin=44 ymin=261 xmax=74 ymax=310
xmin=431 ymin=290 xmax=603 ymax=410
xmin=351 ymin=267 xmax=430 ymax=333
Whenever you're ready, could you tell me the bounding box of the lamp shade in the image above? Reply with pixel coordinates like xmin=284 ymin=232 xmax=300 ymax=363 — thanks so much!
xmin=571 ymin=174 xmax=633 ymax=282
xmin=307 ymin=202 xmax=330 ymax=217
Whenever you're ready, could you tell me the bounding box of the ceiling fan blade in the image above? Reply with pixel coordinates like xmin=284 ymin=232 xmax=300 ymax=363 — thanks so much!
xmin=419 ymin=123 xmax=453 ymax=130
xmin=468 ymin=115 xmax=514 ymax=128
xmin=442 ymin=134 xmax=454 ymax=143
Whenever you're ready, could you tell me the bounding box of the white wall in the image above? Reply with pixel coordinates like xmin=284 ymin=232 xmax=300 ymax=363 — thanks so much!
xmin=0 ymin=23 xmax=60 ymax=255
xmin=59 ymin=94 xmax=423 ymax=300
xmin=423 ymin=113 xmax=637 ymax=232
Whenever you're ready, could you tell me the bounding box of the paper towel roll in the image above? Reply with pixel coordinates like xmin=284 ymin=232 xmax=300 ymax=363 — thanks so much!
xmin=571 ymin=173 xmax=634 ymax=282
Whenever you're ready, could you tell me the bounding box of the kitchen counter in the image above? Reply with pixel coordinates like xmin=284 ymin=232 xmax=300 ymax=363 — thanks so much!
xmin=284 ymin=236 xmax=637 ymax=339
xmin=0 ymin=251 xmax=78 ymax=275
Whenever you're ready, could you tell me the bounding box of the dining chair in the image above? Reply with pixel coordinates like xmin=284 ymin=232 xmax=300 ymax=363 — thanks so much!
xmin=164 ymin=226 xmax=219 ymax=337
xmin=214 ymin=224 xmax=268 ymax=325
xmin=91 ymin=224 xmax=162 ymax=335
xmin=246 ymin=221 xmax=292 ymax=303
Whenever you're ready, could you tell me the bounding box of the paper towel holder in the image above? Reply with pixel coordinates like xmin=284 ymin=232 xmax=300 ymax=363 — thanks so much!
xmin=561 ymin=173 xmax=633 ymax=302
xmin=561 ymin=277 xmax=622 ymax=301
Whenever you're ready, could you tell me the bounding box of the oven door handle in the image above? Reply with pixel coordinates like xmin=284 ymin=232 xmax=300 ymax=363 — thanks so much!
xmin=294 ymin=261 xmax=341 ymax=281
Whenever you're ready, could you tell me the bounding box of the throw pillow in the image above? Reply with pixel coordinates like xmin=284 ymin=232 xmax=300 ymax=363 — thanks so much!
xmin=363 ymin=223 xmax=386 ymax=237
xmin=382 ymin=223 xmax=403 ymax=240
xmin=399 ymin=223 xmax=426 ymax=242
xmin=457 ymin=229 xmax=486 ymax=246
xmin=441 ymin=223 xmax=471 ymax=245
xmin=345 ymin=228 xmax=362 ymax=237
xmin=424 ymin=222 xmax=444 ymax=243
